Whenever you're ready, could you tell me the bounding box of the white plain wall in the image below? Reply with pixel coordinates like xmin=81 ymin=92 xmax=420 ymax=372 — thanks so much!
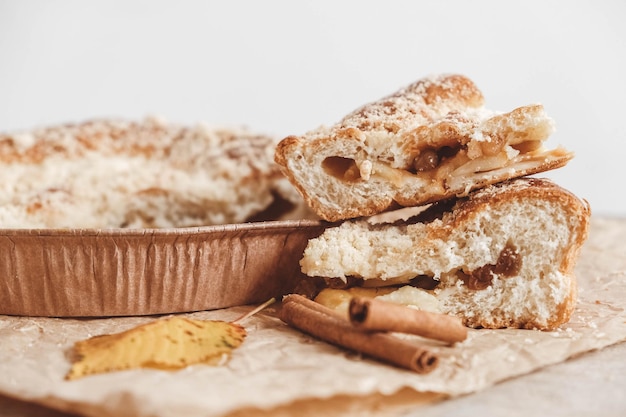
xmin=1 ymin=0 xmax=625 ymax=216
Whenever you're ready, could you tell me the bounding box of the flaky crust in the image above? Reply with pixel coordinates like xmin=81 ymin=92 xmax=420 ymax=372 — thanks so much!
xmin=275 ymin=74 xmax=572 ymax=222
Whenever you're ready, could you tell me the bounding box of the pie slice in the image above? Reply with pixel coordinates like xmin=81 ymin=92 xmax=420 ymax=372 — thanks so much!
xmin=300 ymin=178 xmax=591 ymax=330
xmin=275 ymin=74 xmax=571 ymax=222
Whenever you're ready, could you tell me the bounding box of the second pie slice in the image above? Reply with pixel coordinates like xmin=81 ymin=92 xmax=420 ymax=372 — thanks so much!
xmin=275 ymin=74 xmax=571 ymax=222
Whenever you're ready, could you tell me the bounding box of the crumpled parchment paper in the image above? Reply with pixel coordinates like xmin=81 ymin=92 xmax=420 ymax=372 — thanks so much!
xmin=0 ymin=218 xmax=625 ymax=417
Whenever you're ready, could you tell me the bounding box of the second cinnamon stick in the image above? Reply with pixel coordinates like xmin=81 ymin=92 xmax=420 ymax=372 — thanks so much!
xmin=349 ymin=296 xmax=467 ymax=344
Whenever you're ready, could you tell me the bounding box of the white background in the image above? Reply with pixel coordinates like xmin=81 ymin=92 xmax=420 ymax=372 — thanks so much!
xmin=1 ymin=0 xmax=625 ymax=216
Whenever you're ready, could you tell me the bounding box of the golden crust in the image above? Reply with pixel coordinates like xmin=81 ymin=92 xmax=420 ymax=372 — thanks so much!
xmin=275 ymin=74 xmax=570 ymax=222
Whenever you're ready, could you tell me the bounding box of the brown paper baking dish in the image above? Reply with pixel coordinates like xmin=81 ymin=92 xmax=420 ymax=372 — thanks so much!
xmin=0 ymin=220 xmax=327 ymax=317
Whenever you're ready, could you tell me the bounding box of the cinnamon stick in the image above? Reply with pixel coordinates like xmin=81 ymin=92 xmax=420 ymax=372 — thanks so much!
xmin=349 ymin=296 xmax=467 ymax=344
xmin=280 ymin=294 xmax=439 ymax=374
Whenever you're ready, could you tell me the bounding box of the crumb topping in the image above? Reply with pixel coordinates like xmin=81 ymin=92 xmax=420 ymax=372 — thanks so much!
xmin=0 ymin=118 xmax=287 ymax=228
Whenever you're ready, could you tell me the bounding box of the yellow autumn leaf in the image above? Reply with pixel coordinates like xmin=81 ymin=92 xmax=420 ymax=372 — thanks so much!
xmin=66 ymin=317 xmax=246 ymax=380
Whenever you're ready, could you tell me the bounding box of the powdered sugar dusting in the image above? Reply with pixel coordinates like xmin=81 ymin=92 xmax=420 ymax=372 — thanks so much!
xmin=344 ymin=74 xmax=484 ymax=135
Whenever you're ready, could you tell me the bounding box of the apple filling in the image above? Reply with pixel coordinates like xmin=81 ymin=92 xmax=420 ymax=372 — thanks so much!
xmin=321 ymin=140 xmax=568 ymax=190
xmin=312 ymin=241 xmax=524 ymax=315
